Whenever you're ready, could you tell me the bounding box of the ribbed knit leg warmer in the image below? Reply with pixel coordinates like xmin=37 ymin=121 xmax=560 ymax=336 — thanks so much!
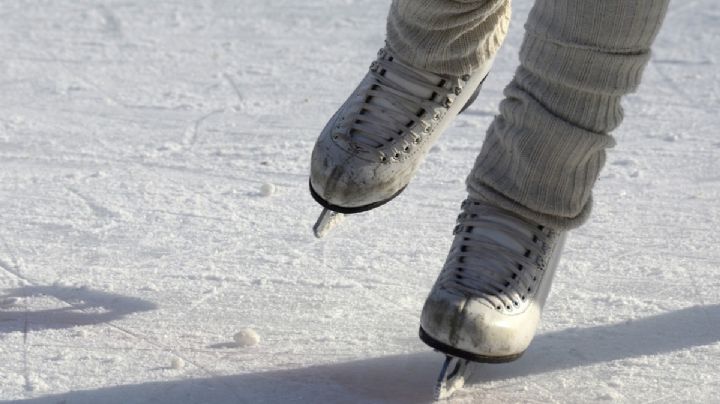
xmin=386 ymin=0 xmax=511 ymax=76
xmin=466 ymin=0 xmax=669 ymax=229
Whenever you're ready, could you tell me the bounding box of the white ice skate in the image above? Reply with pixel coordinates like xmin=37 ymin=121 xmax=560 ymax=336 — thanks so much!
xmin=310 ymin=47 xmax=492 ymax=238
xmin=419 ymin=199 xmax=567 ymax=400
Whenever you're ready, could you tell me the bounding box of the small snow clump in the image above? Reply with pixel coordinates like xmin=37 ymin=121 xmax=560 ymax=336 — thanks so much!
xmin=260 ymin=183 xmax=275 ymax=197
xmin=233 ymin=328 xmax=260 ymax=347
xmin=171 ymin=357 xmax=185 ymax=369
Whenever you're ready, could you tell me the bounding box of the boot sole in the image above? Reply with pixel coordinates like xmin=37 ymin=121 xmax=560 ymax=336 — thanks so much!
xmin=419 ymin=326 xmax=525 ymax=363
xmin=309 ymin=180 xmax=406 ymax=214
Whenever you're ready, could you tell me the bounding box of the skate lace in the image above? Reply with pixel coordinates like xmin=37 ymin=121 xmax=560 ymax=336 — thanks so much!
xmin=336 ymin=49 xmax=468 ymax=160
xmin=439 ymin=200 xmax=554 ymax=312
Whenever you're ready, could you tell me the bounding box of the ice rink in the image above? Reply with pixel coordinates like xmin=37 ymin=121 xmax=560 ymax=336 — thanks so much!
xmin=0 ymin=1 xmax=718 ymax=402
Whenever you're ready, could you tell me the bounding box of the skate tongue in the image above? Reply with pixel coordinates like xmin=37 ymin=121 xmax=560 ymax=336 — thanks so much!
xmin=354 ymin=58 xmax=444 ymax=148
xmin=381 ymin=60 xmax=440 ymax=101
xmin=469 ymin=216 xmax=533 ymax=255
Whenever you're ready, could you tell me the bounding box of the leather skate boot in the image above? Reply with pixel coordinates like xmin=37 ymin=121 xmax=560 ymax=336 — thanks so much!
xmin=420 ymin=199 xmax=567 ymax=361
xmin=309 ymin=47 xmax=492 ymax=214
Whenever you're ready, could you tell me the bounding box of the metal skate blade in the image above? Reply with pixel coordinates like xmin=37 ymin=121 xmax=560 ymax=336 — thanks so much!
xmin=313 ymin=208 xmax=345 ymax=238
xmin=434 ymin=354 xmax=472 ymax=401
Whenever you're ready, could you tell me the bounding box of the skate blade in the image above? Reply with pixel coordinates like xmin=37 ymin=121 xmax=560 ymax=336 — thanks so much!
xmin=434 ymin=354 xmax=472 ymax=401
xmin=313 ymin=208 xmax=345 ymax=238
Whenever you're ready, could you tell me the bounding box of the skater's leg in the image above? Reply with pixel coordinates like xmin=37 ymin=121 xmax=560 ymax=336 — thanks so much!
xmin=467 ymin=0 xmax=669 ymax=229
xmin=420 ymin=0 xmax=670 ymax=371
xmin=386 ymin=0 xmax=511 ymax=75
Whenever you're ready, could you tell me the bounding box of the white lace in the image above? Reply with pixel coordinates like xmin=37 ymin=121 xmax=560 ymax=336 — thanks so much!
xmin=438 ymin=200 xmax=555 ymax=312
xmin=335 ymin=49 xmax=469 ymax=160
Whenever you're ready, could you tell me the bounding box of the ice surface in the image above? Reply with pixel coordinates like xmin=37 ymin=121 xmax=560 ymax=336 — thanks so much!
xmin=0 ymin=0 xmax=718 ymax=403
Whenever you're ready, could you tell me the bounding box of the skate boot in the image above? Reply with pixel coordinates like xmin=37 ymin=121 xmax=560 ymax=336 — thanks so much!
xmin=419 ymin=199 xmax=567 ymax=399
xmin=309 ymin=47 xmax=492 ymax=237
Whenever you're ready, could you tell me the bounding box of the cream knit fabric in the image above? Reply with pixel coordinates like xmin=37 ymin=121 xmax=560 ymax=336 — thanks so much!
xmin=386 ymin=0 xmax=669 ymax=229
xmin=386 ymin=0 xmax=511 ymax=76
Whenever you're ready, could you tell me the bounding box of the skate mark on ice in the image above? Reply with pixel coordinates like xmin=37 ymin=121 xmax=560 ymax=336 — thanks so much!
xmin=189 ymin=287 xmax=221 ymax=308
xmin=104 ymin=322 xmax=246 ymax=402
xmin=694 ymin=175 xmax=720 ymax=184
xmin=95 ymin=5 xmax=124 ymax=38
xmin=58 ymin=65 xmax=128 ymax=108
xmin=0 ymin=240 xmax=39 ymax=393
xmin=0 ymin=257 xmax=23 ymax=281
xmin=182 ymin=109 xmax=225 ymax=149
xmin=223 ymin=73 xmax=244 ymax=104
xmin=65 ymin=186 xmax=119 ymax=220
xmin=316 ymin=237 xmax=418 ymax=321
xmin=651 ymin=62 xmax=696 ymax=107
